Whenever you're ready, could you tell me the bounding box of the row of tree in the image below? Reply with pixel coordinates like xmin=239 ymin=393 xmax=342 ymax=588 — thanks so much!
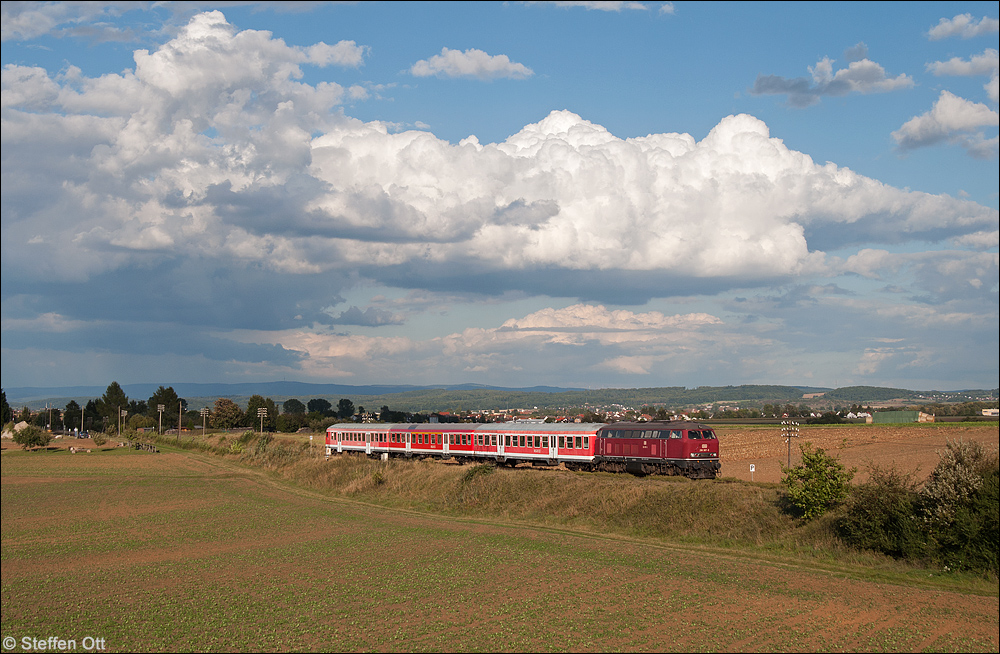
xmin=1 ymin=384 xmax=433 ymax=435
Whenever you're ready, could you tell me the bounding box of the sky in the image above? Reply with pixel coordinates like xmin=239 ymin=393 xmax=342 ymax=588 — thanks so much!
xmin=1 ymin=1 xmax=998 ymax=393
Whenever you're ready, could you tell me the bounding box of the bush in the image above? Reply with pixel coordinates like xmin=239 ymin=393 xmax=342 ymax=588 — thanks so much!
xmin=781 ymin=444 xmax=855 ymax=521
xmin=12 ymin=425 xmax=51 ymax=450
xmin=837 ymin=464 xmax=928 ymax=560
xmin=941 ymin=468 xmax=998 ymax=573
xmin=919 ymin=440 xmax=995 ymax=530
xmin=920 ymin=440 xmax=999 ymax=573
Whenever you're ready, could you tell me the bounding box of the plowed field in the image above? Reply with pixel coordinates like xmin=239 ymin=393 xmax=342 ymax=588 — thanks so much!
xmin=715 ymin=422 xmax=998 ymax=484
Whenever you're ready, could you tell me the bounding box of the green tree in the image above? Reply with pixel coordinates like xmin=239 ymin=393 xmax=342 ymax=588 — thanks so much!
xmin=13 ymin=425 xmax=51 ymax=450
xmin=307 ymin=398 xmax=333 ymax=415
xmin=98 ymin=381 xmax=129 ymax=433
xmin=63 ymin=400 xmax=83 ymax=433
xmin=283 ymin=398 xmax=306 ymax=415
xmin=147 ymin=386 xmax=182 ymax=430
xmin=245 ymin=395 xmax=277 ymax=431
xmin=211 ymin=398 xmax=243 ymax=430
xmin=1 ymin=390 xmax=12 ymax=425
xmin=781 ymin=444 xmax=855 ymax=520
xmin=337 ymin=398 xmax=355 ymax=419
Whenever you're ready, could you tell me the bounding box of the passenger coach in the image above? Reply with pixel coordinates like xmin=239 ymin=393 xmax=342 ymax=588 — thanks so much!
xmin=326 ymin=420 xmax=720 ymax=479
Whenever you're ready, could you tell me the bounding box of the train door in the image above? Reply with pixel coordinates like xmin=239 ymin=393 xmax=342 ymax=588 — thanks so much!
xmin=405 ymin=432 xmax=411 ymax=455
xmin=667 ymin=429 xmax=683 ymax=460
xmin=365 ymin=432 xmax=372 ymax=456
xmin=443 ymin=432 xmax=450 ymax=457
xmin=549 ymin=433 xmax=558 ymax=461
xmin=336 ymin=431 xmax=342 ymax=454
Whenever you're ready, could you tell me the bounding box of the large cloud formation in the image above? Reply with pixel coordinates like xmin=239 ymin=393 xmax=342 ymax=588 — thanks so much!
xmin=2 ymin=11 xmax=997 ymax=387
xmin=4 ymin=14 xmax=993 ymax=284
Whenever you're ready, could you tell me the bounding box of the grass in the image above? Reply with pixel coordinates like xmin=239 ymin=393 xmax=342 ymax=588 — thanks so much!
xmin=2 ymin=440 xmax=997 ymax=652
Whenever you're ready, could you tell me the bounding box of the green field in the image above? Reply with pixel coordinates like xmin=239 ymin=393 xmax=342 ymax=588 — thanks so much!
xmin=2 ymin=444 xmax=997 ymax=652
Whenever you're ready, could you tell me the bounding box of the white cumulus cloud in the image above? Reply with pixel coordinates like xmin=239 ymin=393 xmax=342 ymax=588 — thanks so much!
xmin=927 ymin=13 xmax=1000 ymax=40
xmin=410 ymin=47 xmax=533 ymax=80
xmin=892 ymin=90 xmax=999 ymax=157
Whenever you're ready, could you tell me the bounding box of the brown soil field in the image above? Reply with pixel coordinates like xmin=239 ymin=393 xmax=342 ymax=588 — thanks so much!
xmin=714 ymin=423 xmax=999 ymax=484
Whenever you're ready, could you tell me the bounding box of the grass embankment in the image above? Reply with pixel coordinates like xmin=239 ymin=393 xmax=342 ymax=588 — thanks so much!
xmin=149 ymin=430 xmax=994 ymax=589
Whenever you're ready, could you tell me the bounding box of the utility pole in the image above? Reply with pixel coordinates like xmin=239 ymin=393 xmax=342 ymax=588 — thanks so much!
xmin=781 ymin=420 xmax=799 ymax=468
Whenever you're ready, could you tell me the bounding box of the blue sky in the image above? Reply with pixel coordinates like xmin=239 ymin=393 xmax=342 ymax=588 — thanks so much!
xmin=2 ymin=1 xmax=997 ymax=392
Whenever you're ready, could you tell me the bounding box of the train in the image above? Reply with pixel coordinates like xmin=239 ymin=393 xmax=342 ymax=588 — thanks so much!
xmin=325 ymin=420 xmax=721 ymax=479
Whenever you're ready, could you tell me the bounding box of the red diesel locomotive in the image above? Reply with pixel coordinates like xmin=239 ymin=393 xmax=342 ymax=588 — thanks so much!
xmin=325 ymin=420 xmax=720 ymax=479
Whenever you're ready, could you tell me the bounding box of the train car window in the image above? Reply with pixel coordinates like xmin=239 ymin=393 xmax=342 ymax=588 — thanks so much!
xmin=575 ymin=436 xmax=582 ymax=449
xmin=584 ymin=436 xmax=590 ymax=449
xmin=670 ymin=430 xmax=682 ymax=439
xmin=542 ymin=436 xmax=548 ymax=448
xmin=518 ymin=435 xmax=524 ymax=447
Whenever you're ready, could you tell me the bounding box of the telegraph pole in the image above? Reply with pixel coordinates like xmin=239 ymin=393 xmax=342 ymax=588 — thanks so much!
xmin=781 ymin=420 xmax=799 ymax=468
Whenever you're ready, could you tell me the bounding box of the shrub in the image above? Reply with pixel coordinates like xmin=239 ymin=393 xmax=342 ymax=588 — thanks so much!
xmin=920 ymin=440 xmax=999 ymax=573
xmin=836 ymin=464 xmax=928 ymax=560
xmin=941 ymin=468 xmax=998 ymax=573
xmin=781 ymin=444 xmax=855 ymax=521
xmin=919 ymin=440 xmax=995 ymax=530
xmin=13 ymin=425 xmax=51 ymax=450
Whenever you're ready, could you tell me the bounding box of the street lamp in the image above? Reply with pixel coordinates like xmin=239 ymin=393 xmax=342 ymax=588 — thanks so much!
xmin=258 ymin=407 xmax=267 ymax=435
xmin=157 ymin=404 xmax=165 ymax=435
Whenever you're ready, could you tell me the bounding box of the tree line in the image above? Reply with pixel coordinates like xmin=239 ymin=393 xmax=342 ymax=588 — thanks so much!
xmin=0 ymin=384 xmax=437 ymax=436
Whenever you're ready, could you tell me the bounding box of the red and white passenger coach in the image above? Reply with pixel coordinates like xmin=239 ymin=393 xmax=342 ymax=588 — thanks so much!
xmin=326 ymin=420 xmax=720 ymax=479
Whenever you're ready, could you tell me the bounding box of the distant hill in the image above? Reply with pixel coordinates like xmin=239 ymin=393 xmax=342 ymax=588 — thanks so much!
xmin=3 ymin=381 xmax=583 ymax=410
xmin=5 ymin=381 xmax=996 ymax=413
